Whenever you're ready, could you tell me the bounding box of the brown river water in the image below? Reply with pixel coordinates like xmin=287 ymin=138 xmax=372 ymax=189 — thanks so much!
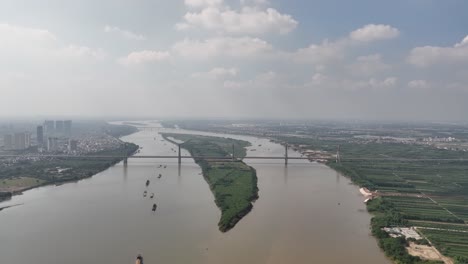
xmin=0 ymin=122 xmax=391 ymax=264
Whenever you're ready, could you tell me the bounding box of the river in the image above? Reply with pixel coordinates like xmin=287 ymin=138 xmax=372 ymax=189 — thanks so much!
xmin=0 ymin=121 xmax=391 ymax=264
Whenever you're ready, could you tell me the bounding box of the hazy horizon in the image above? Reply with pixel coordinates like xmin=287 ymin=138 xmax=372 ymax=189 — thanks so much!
xmin=2 ymin=0 xmax=468 ymax=121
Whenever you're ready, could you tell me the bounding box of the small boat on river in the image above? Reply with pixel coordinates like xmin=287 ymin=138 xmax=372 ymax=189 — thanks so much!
xmin=145 ymin=180 xmax=150 ymax=187
xmin=150 ymin=193 xmax=154 ymax=199
xmin=143 ymin=191 xmax=147 ymax=197
xmin=152 ymin=204 xmax=157 ymax=212
xmin=136 ymin=254 xmax=143 ymax=264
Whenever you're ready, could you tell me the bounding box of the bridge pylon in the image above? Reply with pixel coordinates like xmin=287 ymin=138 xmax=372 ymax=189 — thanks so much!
xmin=285 ymin=143 xmax=288 ymax=166
xmin=178 ymin=144 xmax=181 ymax=165
xmin=232 ymin=143 xmax=235 ymax=161
xmin=123 ymin=157 xmax=128 ymax=166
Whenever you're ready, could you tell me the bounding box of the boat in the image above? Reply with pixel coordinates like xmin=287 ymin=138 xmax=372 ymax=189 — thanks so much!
xmin=152 ymin=204 xmax=157 ymax=211
xmin=158 ymin=174 xmax=162 ymax=179
xmin=146 ymin=180 xmax=150 ymax=187
xmin=150 ymin=193 xmax=154 ymax=199
xmin=143 ymin=191 xmax=147 ymax=197
xmin=163 ymin=165 xmax=167 ymax=169
xmin=136 ymin=254 xmax=143 ymax=264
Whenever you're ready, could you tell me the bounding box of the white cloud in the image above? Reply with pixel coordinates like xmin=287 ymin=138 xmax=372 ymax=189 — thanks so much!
xmin=56 ymin=45 xmax=107 ymax=60
xmin=223 ymin=71 xmax=277 ymax=89
xmin=293 ymin=40 xmax=344 ymax=65
xmin=176 ymin=6 xmax=297 ymax=35
xmin=240 ymin=0 xmax=270 ymax=5
xmin=350 ymin=24 xmax=400 ymax=42
xmin=0 ymin=23 xmax=105 ymax=61
xmin=192 ymin=67 xmax=238 ymax=79
xmin=0 ymin=23 xmax=57 ymax=51
xmin=118 ymin=50 xmax=170 ymax=66
xmin=407 ymin=35 xmax=468 ymax=67
xmin=454 ymin=36 xmax=468 ymax=48
xmin=408 ymin=80 xmax=430 ymax=89
xmin=306 ymin=75 xmax=398 ymax=92
xmin=184 ymin=0 xmax=223 ymax=8
xmin=336 ymin=77 xmax=397 ymax=91
xmin=172 ymin=36 xmax=273 ymax=59
xmin=347 ymin=54 xmax=390 ymax=76
xmin=369 ymin=77 xmax=397 ymax=89
xmin=104 ymin=25 xmax=145 ymax=40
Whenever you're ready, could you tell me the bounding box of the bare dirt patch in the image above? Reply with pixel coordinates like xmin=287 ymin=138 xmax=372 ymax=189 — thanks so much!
xmin=407 ymin=242 xmax=453 ymax=264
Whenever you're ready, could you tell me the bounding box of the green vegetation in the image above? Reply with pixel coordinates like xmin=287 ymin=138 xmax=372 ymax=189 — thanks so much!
xmin=0 ymin=177 xmax=46 ymax=189
xmin=367 ymin=198 xmax=443 ymax=264
xmin=0 ymin=142 xmax=138 ymax=198
xmin=162 ymin=133 xmax=258 ymax=232
xmin=0 ymin=122 xmax=139 ymax=203
xmin=275 ymin=135 xmax=468 ymax=262
xmin=104 ymin=123 xmax=138 ymax=138
xmin=158 ymin=120 xmax=468 ymax=261
xmin=420 ymin=229 xmax=468 ymax=261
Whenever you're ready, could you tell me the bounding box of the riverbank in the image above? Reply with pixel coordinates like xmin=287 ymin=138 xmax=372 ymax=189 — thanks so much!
xmin=0 ymin=123 xmax=140 ymax=204
xmin=0 ymin=142 xmax=139 ymax=204
xmin=0 ymin=123 xmax=394 ymax=264
xmin=162 ymin=133 xmax=259 ymax=232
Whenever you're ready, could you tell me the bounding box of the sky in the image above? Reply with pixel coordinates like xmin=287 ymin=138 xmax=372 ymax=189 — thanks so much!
xmin=1 ymin=0 xmax=468 ymax=121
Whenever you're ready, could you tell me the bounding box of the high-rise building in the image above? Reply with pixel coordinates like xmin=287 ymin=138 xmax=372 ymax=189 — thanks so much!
xmin=3 ymin=134 xmax=13 ymax=150
xmin=37 ymin=126 xmax=44 ymax=146
xmin=14 ymin=132 xmax=30 ymax=150
xmin=55 ymin=120 xmax=64 ymax=134
xmin=68 ymin=139 xmax=78 ymax=152
xmin=25 ymin=133 xmax=31 ymax=148
xmin=64 ymin=120 xmax=72 ymax=135
xmin=44 ymin=120 xmax=55 ymax=134
xmin=47 ymin=137 xmax=59 ymax=152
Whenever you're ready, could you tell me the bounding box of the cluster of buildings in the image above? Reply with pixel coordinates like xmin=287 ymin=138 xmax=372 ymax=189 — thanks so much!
xmin=422 ymin=136 xmax=456 ymax=142
xmin=38 ymin=120 xmax=75 ymax=152
xmin=2 ymin=120 xmax=76 ymax=152
xmin=3 ymin=132 xmax=32 ymax=150
xmin=382 ymin=227 xmax=422 ymax=240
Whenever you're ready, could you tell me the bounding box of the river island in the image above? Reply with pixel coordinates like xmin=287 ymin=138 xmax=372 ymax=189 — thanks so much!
xmin=162 ymin=133 xmax=259 ymax=232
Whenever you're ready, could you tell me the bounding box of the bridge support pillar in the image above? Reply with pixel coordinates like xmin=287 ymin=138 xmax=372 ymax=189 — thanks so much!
xmin=123 ymin=157 xmax=128 ymax=166
xmin=285 ymin=143 xmax=288 ymax=166
xmin=178 ymin=144 xmax=181 ymax=165
xmin=232 ymin=144 xmax=235 ymax=161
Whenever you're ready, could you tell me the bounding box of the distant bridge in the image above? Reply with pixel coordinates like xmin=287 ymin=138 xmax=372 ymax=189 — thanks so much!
xmin=0 ymin=154 xmax=301 ymax=165
xmin=2 ymin=154 xmax=467 ymax=163
xmin=0 ymin=143 xmax=296 ymax=165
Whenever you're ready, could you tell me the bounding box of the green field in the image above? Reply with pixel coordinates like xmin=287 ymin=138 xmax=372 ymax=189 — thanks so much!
xmin=160 ymin=121 xmax=468 ymax=261
xmin=162 ymin=133 xmax=258 ymax=232
xmin=420 ymin=229 xmax=468 ymax=261
xmin=0 ymin=177 xmax=45 ymax=190
xmin=275 ymin=135 xmax=468 ymax=263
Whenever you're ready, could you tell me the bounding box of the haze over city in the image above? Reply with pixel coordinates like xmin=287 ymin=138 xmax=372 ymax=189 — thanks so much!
xmin=1 ymin=0 xmax=468 ymax=120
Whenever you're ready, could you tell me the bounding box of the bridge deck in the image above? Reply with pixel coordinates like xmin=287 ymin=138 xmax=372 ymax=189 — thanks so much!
xmin=1 ymin=154 xmax=467 ymax=161
xmin=0 ymin=155 xmax=303 ymax=160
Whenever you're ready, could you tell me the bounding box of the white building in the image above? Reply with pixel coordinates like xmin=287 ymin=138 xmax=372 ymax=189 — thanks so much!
xmin=47 ymin=137 xmax=59 ymax=152
xmin=14 ymin=132 xmax=31 ymax=150
xmin=3 ymin=134 xmax=13 ymax=150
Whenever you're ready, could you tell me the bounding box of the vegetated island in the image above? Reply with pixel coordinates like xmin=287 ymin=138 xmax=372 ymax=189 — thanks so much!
xmin=160 ymin=120 xmax=468 ymax=263
xmin=162 ymin=133 xmax=259 ymax=232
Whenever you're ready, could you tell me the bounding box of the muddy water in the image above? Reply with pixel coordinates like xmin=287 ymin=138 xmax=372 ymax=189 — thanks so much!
xmin=0 ymin=122 xmax=390 ymax=264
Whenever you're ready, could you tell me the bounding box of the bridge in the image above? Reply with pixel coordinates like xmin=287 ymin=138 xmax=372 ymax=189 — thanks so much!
xmin=0 ymin=144 xmax=294 ymax=166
